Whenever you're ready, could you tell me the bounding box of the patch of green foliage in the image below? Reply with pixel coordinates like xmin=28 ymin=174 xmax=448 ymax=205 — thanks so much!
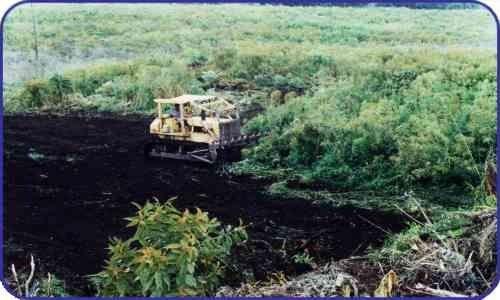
xmin=90 ymin=199 xmax=247 ymax=297
xmin=292 ymin=251 xmax=315 ymax=267
xmin=238 ymin=48 xmax=496 ymax=191
xmin=3 ymin=47 xmax=342 ymax=113
xmin=38 ymin=274 xmax=68 ymax=297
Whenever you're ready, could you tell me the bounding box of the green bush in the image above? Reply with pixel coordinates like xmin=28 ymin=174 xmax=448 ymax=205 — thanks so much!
xmin=47 ymin=74 xmax=73 ymax=104
xmin=213 ymin=48 xmax=238 ymax=70
xmin=200 ymin=70 xmax=219 ymax=88
xmin=39 ymin=274 xmax=68 ymax=297
xmin=19 ymin=79 xmax=50 ymax=108
xmin=68 ymin=63 xmax=133 ymax=96
xmin=90 ymin=199 xmax=247 ymax=296
xmin=240 ymin=49 xmax=496 ymax=191
xmin=186 ymin=50 xmax=208 ymax=68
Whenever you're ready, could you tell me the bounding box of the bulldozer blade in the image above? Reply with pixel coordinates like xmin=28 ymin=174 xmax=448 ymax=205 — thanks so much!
xmin=145 ymin=142 xmax=216 ymax=164
xmin=148 ymin=149 xmax=215 ymax=164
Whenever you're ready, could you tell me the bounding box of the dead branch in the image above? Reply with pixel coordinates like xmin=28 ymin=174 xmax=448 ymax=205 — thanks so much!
xmin=411 ymin=283 xmax=468 ymax=297
xmin=356 ymin=214 xmax=391 ymax=235
xmin=393 ymin=204 xmax=425 ymax=226
xmin=47 ymin=273 xmax=53 ymax=296
xmin=25 ymin=255 xmax=35 ymax=296
xmin=475 ymin=266 xmax=491 ymax=289
xmin=412 ymin=198 xmax=432 ymax=226
xmin=10 ymin=264 xmax=21 ymax=296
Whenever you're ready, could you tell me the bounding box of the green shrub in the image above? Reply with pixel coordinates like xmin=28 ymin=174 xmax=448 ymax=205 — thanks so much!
xmin=39 ymin=274 xmax=68 ymax=297
xmin=19 ymin=79 xmax=50 ymax=108
xmin=292 ymin=251 xmax=315 ymax=267
xmin=283 ymin=91 xmax=298 ymax=103
xmin=270 ymin=90 xmax=283 ymax=105
xmin=47 ymin=74 xmax=72 ymax=104
xmin=213 ymin=48 xmax=238 ymax=70
xmin=200 ymin=70 xmax=219 ymax=88
xmin=186 ymin=50 xmax=208 ymax=68
xmin=69 ymin=63 xmax=133 ymax=96
xmin=90 ymin=199 xmax=247 ymax=296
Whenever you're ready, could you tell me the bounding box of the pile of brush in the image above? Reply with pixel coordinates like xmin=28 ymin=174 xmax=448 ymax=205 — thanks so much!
xmin=216 ymin=263 xmax=359 ymax=297
xmin=402 ymin=208 xmax=496 ymax=297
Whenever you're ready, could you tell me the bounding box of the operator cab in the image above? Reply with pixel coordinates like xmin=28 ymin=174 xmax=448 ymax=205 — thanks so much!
xmin=145 ymin=94 xmax=259 ymax=163
xmin=150 ymin=94 xmax=240 ymax=141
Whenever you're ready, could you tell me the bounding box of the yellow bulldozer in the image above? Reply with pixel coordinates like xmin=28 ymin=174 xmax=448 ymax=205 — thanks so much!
xmin=145 ymin=94 xmax=260 ymax=164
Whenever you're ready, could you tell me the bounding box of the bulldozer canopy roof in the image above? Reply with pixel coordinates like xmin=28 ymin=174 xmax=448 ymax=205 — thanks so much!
xmin=154 ymin=95 xmax=217 ymax=105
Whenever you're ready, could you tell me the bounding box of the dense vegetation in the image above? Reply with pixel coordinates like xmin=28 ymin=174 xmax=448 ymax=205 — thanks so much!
xmin=238 ymin=48 xmax=496 ymax=191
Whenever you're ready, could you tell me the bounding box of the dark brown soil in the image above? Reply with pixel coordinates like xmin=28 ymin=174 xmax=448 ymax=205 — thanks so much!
xmin=3 ymin=114 xmax=407 ymax=295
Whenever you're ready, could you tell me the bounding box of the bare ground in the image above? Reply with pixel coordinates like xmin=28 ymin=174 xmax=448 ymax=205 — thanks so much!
xmin=3 ymin=114 xmax=407 ymax=295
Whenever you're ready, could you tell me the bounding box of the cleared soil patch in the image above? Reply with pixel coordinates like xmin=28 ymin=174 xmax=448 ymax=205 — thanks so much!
xmin=3 ymin=114 xmax=407 ymax=295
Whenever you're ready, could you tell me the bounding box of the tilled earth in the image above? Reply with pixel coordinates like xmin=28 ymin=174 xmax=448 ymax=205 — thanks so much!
xmin=3 ymin=114 xmax=406 ymax=295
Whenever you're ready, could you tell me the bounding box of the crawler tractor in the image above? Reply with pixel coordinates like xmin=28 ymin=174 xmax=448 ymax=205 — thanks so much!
xmin=145 ymin=94 xmax=259 ymax=164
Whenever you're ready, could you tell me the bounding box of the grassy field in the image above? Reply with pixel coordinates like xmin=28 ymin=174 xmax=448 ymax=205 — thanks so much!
xmin=3 ymin=4 xmax=496 ymax=84
xmin=2 ymin=3 xmax=497 ymax=297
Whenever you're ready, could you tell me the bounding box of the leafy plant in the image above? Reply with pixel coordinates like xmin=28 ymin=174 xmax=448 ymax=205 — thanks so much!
xmin=47 ymin=74 xmax=72 ymax=104
xmin=200 ymin=70 xmax=219 ymax=88
xmin=186 ymin=50 xmax=208 ymax=68
xmin=90 ymin=198 xmax=247 ymax=296
xmin=20 ymin=79 xmax=49 ymax=107
xmin=39 ymin=273 xmax=68 ymax=297
xmin=292 ymin=251 xmax=315 ymax=267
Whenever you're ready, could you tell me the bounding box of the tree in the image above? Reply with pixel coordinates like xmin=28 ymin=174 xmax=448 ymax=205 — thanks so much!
xmin=30 ymin=4 xmax=41 ymax=77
